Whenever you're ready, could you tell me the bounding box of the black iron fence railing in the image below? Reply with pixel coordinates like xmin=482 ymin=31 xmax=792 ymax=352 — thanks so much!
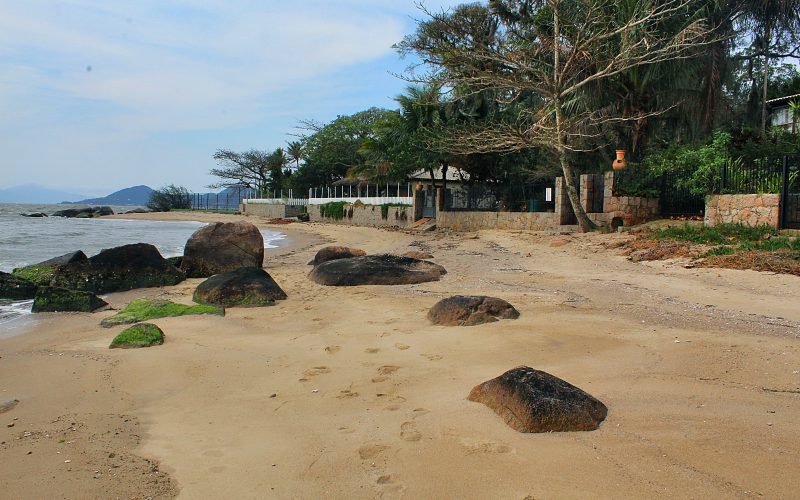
xmin=443 ymin=182 xmax=556 ymax=213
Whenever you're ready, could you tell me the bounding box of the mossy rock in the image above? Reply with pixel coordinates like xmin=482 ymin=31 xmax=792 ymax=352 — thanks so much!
xmin=101 ymin=297 xmax=223 ymax=328
xmin=110 ymin=323 xmax=164 ymax=349
xmin=0 ymin=271 xmax=38 ymax=300
xmin=12 ymin=265 xmax=57 ymax=286
xmin=32 ymin=287 xmax=108 ymax=313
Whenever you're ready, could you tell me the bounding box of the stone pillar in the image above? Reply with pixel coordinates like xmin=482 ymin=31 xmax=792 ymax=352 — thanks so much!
xmin=412 ymin=184 xmax=425 ymax=220
xmin=555 ymin=177 xmax=574 ymax=225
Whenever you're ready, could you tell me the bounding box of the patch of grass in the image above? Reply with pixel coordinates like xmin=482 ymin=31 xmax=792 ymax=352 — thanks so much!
xmin=110 ymin=323 xmax=164 ymax=349
xmin=319 ymin=201 xmax=347 ymax=220
xmin=12 ymin=265 xmax=56 ymax=286
xmin=704 ymin=246 xmax=736 ymax=257
xmin=653 ymin=223 xmax=778 ymax=245
xmin=101 ymin=298 xmax=223 ymax=328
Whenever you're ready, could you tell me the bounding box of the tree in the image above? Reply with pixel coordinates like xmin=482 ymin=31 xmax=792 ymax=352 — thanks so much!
xmin=209 ymin=149 xmax=273 ymax=195
xmin=286 ymin=141 xmax=304 ymax=169
xmin=147 ymin=184 xmax=192 ymax=212
xmin=265 ymin=147 xmax=289 ymax=195
xmin=398 ymin=0 xmax=715 ymax=231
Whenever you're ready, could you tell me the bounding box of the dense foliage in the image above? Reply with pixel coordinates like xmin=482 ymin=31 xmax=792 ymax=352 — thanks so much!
xmin=147 ymin=184 xmax=192 ymax=212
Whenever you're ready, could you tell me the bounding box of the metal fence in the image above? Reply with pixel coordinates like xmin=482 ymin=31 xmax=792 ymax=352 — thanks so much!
xmin=190 ymin=188 xmax=255 ymax=211
xmin=443 ymin=181 xmax=556 ymax=213
xmin=719 ymin=157 xmax=790 ymax=195
xmin=613 ymin=169 xmax=705 ymax=217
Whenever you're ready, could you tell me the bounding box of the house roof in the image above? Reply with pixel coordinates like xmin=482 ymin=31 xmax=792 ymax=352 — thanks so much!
xmin=408 ymin=166 xmax=468 ymax=182
xmin=766 ymin=93 xmax=800 ymax=105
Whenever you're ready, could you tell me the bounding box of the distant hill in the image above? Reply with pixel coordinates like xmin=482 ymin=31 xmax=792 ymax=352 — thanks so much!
xmin=68 ymin=185 xmax=154 ymax=206
xmin=0 ymin=184 xmax=89 ymax=204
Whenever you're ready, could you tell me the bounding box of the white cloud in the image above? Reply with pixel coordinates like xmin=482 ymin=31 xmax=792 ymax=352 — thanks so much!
xmin=0 ymin=0 xmax=459 ymax=191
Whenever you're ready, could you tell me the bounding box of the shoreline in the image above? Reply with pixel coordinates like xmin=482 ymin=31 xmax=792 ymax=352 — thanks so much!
xmin=1 ymin=212 xmax=799 ymax=498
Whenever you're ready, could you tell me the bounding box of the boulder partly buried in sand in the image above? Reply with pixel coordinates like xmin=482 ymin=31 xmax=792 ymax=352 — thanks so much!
xmin=309 ymin=255 xmax=446 ymax=286
xmin=193 ymin=267 xmax=287 ymax=307
xmin=110 ymin=323 xmax=164 ymax=349
xmin=181 ymin=222 xmax=264 ymax=278
xmin=50 ymin=243 xmax=185 ymax=294
xmin=308 ymin=246 xmax=366 ymax=266
xmin=428 ymin=295 xmax=519 ymax=326
xmin=0 ymin=271 xmax=38 ymax=300
xmin=468 ymin=366 xmax=607 ymax=433
xmin=32 ymin=286 xmax=108 ymax=313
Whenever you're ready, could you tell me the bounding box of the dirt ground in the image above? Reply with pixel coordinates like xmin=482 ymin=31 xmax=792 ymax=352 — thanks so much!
xmin=1 ymin=212 xmax=798 ymax=499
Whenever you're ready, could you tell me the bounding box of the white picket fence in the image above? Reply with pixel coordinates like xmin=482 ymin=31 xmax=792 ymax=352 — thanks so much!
xmin=243 ymin=198 xmax=309 ymax=206
xmin=306 ymin=196 xmax=413 ymax=206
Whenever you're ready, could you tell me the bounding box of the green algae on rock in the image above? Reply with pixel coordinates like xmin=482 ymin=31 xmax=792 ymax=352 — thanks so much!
xmin=109 ymin=323 xmax=164 ymax=349
xmin=32 ymin=286 xmax=108 ymax=313
xmin=101 ymin=297 xmax=223 ymax=328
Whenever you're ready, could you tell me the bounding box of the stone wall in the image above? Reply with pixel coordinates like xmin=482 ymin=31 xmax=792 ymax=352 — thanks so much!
xmin=241 ymin=203 xmax=304 ymax=218
xmin=705 ymin=194 xmax=780 ymax=228
xmin=436 ymin=210 xmax=558 ymax=231
xmin=597 ymin=171 xmax=660 ymax=226
xmin=307 ymin=203 xmax=411 ymax=228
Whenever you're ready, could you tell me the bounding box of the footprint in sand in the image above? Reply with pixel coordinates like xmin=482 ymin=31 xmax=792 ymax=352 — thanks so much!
xmin=422 ymin=354 xmax=442 ymax=361
xmin=324 ymin=346 xmax=341 ymax=354
xmin=337 ymin=389 xmax=359 ymax=399
xmin=377 ymin=475 xmax=393 ymax=484
xmin=411 ymin=408 xmax=430 ymax=419
xmin=303 ymin=366 xmax=331 ymax=378
xmin=365 ymin=348 xmax=380 ymax=354
xmin=394 ymin=343 xmax=410 ymax=350
xmin=400 ymin=421 xmax=422 ymax=442
xmin=372 ymin=376 xmax=388 ymax=383
xmin=385 ymin=404 xmax=401 ymax=411
xmin=377 ymin=365 xmax=400 ymax=375
xmin=461 ymin=439 xmax=512 ymax=455
xmin=358 ymin=444 xmax=389 ymax=460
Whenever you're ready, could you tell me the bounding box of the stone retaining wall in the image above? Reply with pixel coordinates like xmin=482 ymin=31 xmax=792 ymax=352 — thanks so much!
xmin=598 ymin=171 xmax=660 ymax=226
xmin=241 ymin=203 xmax=304 ymax=218
xmin=705 ymin=194 xmax=780 ymax=228
xmin=436 ymin=211 xmax=558 ymax=231
xmin=307 ymin=204 xmax=411 ymax=228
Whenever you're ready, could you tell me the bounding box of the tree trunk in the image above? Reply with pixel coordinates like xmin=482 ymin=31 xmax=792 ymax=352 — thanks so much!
xmin=761 ymin=22 xmax=772 ymax=136
xmin=552 ymin=0 xmax=595 ymax=233
xmin=559 ymin=151 xmax=595 ymax=232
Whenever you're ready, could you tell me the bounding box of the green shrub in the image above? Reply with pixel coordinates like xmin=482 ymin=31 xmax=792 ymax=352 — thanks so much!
xmin=110 ymin=323 xmax=164 ymax=349
xmin=319 ymin=201 xmax=347 ymax=220
xmin=652 ymin=223 xmax=778 ymax=245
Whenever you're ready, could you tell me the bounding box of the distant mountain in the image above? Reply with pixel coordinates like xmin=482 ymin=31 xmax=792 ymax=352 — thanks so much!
xmin=69 ymin=185 xmax=154 ymax=206
xmin=0 ymin=184 xmax=89 ymax=204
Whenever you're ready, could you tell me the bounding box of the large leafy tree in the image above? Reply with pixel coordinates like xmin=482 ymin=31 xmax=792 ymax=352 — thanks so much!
xmin=209 ymin=149 xmax=273 ymax=195
xmin=399 ymin=0 xmax=715 ymax=231
xmin=290 ymin=108 xmax=395 ymax=193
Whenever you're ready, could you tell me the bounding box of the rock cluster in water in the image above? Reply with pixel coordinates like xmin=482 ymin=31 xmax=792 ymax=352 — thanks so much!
xmin=51 ymin=206 xmax=114 ymax=218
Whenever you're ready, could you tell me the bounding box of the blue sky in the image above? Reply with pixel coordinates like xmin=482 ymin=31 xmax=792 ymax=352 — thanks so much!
xmin=0 ymin=1 xmax=456 ymax=195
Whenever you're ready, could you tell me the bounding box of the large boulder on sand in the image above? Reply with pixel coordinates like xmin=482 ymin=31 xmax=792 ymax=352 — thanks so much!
xmin=12 ymin=251 xmax=88 ymax=286
xmin=181 ymin=222 xmax=264 ymax=278
xmin=50 ymin=243 xmax=185 ymax=294
xmin=428 ymin=296 xmax=519 ymax=326
xmin=32 ymin=286 xmax=108 ymax=313
xmin=193 ymin=267 xmax=287 ymax=307
xmin=307 ymin=246 xmax=366 ymax=266
xmin=309 ymin=255 xmax=446 ymax=286
xmin=0 ymin=271 xmax=38 ymax=300
xmin=468 ymin=366 xmax=608 ymax=433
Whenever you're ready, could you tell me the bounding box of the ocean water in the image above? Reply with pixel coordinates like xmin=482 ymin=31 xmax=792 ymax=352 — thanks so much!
xmin=0 ymin=203 xmax=286 ymax=334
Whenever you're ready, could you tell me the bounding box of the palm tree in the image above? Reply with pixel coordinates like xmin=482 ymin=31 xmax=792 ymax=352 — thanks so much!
xmin=286 ymin=141 xmax=304 ymax=170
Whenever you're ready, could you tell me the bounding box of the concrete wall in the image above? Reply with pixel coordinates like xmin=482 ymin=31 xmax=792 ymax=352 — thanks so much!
xmin=705 ymin=194 xmax=780 ymax=228
xmin=241 ymin=203 xmax=304 ymax=218
xmin=436 ymin=211 xmax=558 ymax=231
xmin=307 ymin=203 xmax=411 ymax=228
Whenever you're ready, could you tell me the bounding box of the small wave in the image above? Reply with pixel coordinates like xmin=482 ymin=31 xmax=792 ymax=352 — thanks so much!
xmin=0 ymin=300 xmax=34 ymax=333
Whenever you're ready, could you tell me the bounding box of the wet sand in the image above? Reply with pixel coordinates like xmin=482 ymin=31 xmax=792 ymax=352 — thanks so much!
xmin=1 ymin=212 xmax=799 ymax=499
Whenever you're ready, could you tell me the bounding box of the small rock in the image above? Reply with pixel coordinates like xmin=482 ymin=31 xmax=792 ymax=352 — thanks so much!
xmin=6 ymin=422 xmax=13 ymax=428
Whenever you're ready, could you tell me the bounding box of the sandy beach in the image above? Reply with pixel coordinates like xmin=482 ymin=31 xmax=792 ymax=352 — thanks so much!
xmin=1 ymin=212 xmax=799 ymax=499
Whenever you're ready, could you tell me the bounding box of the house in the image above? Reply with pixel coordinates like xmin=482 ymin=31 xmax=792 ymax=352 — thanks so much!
xmin=767 ymin=94 xmax=799 ymax=133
